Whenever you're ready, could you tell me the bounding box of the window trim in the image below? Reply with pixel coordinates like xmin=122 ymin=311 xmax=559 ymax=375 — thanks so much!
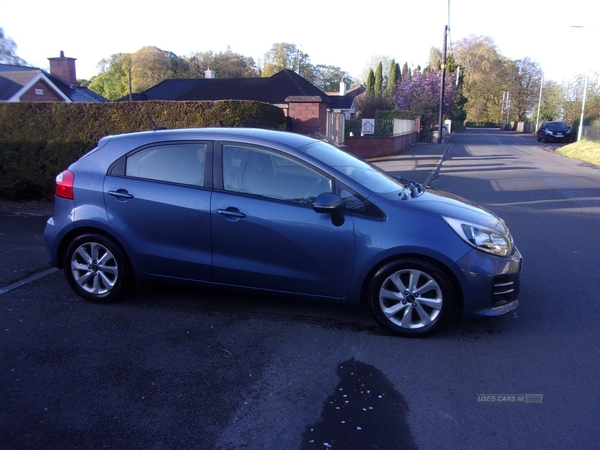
xmin=107 ymin=140 xmax=213 ymax=188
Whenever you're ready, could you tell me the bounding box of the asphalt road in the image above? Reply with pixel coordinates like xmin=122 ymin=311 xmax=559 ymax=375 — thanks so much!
xmin=1 ymin=129 xmax=599 ymax=449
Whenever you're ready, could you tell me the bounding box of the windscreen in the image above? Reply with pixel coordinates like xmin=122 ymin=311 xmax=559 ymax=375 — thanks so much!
xmin=301 ymin=141 xmax=405 ymax=194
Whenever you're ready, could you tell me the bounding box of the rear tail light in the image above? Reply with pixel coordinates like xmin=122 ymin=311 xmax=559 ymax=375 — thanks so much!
xmin=55 ymin=170 xmax=75 ymax=199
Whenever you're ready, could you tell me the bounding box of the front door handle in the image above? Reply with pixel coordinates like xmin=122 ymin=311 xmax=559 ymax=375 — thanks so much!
xmin=216 ymin=208 xmax=246 ymax=219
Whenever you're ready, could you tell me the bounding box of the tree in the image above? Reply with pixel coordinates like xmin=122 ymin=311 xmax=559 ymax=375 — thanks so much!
xmin=532 ymin=80 xmax=563 ymax=123
xmin=0 ymin=28 xmax=27 ymax=65
xmin=401 ymin=62 xmax=411 ymax=82
xmin=506 ymin=58 xmax=543 ymax=122
xmin=562 ymin=73 xmax=600 ymax=124
xmin=392 ymin=68 xmax=458 ymax=128
xmin=88 ymin=53 xmax=132 ymax=101
xmin=262 ymin=43 xmax=313 ymax=81
xmin=313 ymin=64 xmax=347 ymax=92
xmin=357 ymin=94 xmax=394 ymax=118
xmin=374 ymin=61 xmax=384 ymax=95
xmin=453 ymin=35 xmax=507 ymax=123
xmin=387 ymin=60 xmax=400 ymax=95
xmin=187 ymin=48 xmax=258 ymax=78
xmin=366 ymin=69 xmax=375 ymax=96
xmin=359 ymin=55 xmax=394 ymax=84
xmin=131 ymin=46 xmax=171 ymax=93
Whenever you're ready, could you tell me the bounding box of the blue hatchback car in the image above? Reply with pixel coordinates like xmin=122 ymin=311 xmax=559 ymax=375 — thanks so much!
xmin=44 ymin=128 xmax=522 ymax=337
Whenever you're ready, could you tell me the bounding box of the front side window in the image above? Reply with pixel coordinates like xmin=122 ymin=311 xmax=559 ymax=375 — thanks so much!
xmin=126 ymin=144 xmax=206 ymax=186
xmin=303 ymin=141 xmax=405 ymax=194
xmin=222 ymin=145 xmax=331 ymax=204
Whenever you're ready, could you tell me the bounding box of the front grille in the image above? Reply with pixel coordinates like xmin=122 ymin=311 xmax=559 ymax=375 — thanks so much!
xmin=492 ymin=275 xmax=515 ymax=307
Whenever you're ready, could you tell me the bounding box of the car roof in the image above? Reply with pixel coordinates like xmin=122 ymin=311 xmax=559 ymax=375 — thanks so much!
xmin=76 ymin=128 xmax=323 ymax=172
xmin=97 ymin=128 xmax=317 ymax=150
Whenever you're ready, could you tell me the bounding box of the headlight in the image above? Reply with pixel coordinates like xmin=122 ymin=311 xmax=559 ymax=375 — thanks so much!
xmin=443 ymin=216 xmax=512 ymax=257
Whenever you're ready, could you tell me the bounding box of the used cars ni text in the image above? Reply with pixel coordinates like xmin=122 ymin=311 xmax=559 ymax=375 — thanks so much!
xmin=44 ymin=128 xmax=522 ymax=337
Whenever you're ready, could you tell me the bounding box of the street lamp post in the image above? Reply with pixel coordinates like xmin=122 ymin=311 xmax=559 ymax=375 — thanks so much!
xmin=578 ymin=70 xmax=589 ymax=141
xmin=571 ymin=25 xmax=589 ymax=141
xmin=535 ymin=76 xmax=543 ymax=132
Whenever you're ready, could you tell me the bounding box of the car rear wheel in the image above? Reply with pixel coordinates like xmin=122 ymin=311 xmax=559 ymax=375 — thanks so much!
xmin=64 ymin=233 xmax=132 ymax=303
xmin=368 ymin=259 xmax=452 ymax=337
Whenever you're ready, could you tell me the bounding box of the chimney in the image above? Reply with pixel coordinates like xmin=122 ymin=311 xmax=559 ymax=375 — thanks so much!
xmin=48 ymin=51 xmax=77 ymax=85
xmin=339 ymin=77 xmax=346 ymax=96
xmin=204 ymin=68 xmax=215 ymax=79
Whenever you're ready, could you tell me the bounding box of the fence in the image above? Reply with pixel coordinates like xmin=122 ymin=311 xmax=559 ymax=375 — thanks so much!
xmin=582 ymin=126 xmax=600 ymax=142
xmin=344 ymin=118 xmax=416 ymax=137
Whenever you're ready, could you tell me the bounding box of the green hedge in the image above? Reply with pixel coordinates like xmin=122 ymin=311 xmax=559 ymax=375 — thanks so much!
xmin=0 ymin=100 xmax=286 ymax=199
xmin=465 ymin=121 xmax=500 ymax=128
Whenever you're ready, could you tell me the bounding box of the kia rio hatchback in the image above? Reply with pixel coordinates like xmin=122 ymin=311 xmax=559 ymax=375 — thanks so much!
xmin=44 ymin=128 xmax=522 ymax=337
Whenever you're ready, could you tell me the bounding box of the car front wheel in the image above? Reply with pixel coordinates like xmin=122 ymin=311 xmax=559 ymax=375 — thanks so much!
xmin=64 ymin=233 xmax=132 ymax=302
xmin=368 ymin=259 xmax=452 ymax=337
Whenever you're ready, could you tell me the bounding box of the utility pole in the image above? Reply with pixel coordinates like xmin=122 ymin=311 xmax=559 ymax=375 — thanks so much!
xmin=438 ymin=25 xmax=448 ymax=143
xmin=535 ymin=76 xmax=543 ymax=132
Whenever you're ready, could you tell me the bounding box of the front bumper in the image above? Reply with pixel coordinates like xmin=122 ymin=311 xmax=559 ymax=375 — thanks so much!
xmin=458 ymin=245 xmax=523 ymax=319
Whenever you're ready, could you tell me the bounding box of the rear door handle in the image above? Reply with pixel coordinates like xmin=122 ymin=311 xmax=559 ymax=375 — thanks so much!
xmin=108 ymin=189 xmax=134 ymax=200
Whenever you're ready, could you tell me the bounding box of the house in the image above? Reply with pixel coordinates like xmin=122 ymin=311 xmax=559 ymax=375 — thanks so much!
xmin=0 ymin=52 xmax=107 ymax=102
xmin=120 ymin=70 xmax=360 ymax=136
xmin=326 ymin=79 xmax=365 ymax=119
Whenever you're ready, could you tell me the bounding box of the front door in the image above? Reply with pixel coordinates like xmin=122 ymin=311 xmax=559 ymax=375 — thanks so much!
xmin=211 ymin=143 xmax=355 ymax=298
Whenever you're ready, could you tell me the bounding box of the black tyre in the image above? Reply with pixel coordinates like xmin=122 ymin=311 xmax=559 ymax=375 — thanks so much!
xmin=368 ymin=259 xmax=453 ymax=337
xmin=64 ymin=233 xmax=133 ymax=303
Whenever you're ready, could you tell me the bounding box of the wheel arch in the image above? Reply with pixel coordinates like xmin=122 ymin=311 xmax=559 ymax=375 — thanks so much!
xmin=359 ymin=252 xmax=464 ymax=314
xmin=56 ymin=226 xmax=135 ymax=277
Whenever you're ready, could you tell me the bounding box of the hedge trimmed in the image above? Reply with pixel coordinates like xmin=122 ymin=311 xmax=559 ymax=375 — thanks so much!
xmin=0 ymin=100 xmax=286 ymax=199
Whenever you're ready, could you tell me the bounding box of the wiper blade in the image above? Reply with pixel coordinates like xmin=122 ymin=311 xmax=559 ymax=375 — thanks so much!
xmin=395 ymin=176 xmax=425 ymax=198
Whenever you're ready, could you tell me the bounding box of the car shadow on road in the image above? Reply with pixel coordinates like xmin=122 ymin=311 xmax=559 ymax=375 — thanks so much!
xmin=111 ymin=281 xmax=521 ymax=341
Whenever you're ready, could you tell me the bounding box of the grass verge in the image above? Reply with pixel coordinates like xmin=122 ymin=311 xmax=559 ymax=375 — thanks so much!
xmin=557 ymin=139 xmax=600 ymax=167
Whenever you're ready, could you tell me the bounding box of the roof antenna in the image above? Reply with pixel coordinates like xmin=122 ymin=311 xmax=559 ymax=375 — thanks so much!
xmin=145 ymin=109 xmax=166 ymax=131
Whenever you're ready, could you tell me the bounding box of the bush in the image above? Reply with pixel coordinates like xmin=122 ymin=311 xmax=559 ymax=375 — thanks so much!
xmin=0 ymin=101 xmax=286 ymax=199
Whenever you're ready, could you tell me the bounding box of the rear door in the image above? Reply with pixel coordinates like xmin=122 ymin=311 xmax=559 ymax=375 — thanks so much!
xmin=104 ymin=141 xmax=213 ymax=281
xmin=211 ymin=143 xmax=356 ymax=298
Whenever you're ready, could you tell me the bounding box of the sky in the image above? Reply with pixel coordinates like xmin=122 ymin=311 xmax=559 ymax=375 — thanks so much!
xmin=1 ymin=0 xmax=597 ymax=84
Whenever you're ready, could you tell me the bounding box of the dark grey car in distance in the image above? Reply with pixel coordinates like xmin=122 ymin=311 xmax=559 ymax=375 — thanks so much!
xmin=44 ymin=128 xmax=523 ymax=337
xmin=537 ymin=121 xmax=571 ymax=143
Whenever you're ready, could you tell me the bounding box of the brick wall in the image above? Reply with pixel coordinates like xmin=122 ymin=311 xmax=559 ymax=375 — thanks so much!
xmin=343 ymin=133 xmax=419 ymax=159
xmin=287 ymin=101 xmax=328 ymax=135
xmin=18 ymin=80 xmax=65 ymax=102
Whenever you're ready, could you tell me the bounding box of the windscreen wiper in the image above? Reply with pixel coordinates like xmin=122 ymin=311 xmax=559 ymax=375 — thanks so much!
xmin=395 ymin=176 xmax=425 ymax=199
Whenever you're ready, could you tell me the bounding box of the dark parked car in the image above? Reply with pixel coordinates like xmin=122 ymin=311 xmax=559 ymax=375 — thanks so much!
xmin=537 ymin=121 xmax=571 ymax=143
xmin=44 ymin=128 xmax=522 ymax=337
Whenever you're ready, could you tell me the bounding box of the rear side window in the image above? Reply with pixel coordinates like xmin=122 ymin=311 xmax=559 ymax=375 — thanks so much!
xmin=125 ymin=144 xmax=206 ymax=186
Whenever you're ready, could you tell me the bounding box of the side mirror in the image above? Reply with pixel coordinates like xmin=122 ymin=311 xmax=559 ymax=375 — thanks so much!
xmin=313 ymin=193 xmax=345 ymax=226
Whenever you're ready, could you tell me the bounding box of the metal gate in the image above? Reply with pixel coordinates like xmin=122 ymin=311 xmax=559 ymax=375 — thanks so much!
xmin=327 ymin=112 xmax=345 ymax=145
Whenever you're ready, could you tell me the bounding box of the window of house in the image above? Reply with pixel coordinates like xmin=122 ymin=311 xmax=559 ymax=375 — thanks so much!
xmin=35 ymin=89 xmax=44 ymax=95
xmin=125 ymin=144 xmax=206 ymax=186
xmin=222 ymin=145 xmax=331 ymax=204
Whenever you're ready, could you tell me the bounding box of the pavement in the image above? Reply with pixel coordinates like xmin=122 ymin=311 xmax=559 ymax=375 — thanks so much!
xmin=0 ymin=141 xmax=451 ymax=292
xmin=370 ymin=141 xmax=451 ymax=185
